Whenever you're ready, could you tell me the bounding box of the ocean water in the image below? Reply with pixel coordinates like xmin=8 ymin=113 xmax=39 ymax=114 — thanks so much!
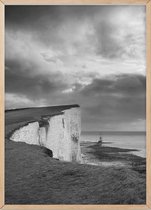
xmin=81 ymin=131 xmax=146 ymax=158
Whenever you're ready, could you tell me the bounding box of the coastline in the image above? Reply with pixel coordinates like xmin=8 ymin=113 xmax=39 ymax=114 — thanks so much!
xmin=81 ymin=141 xmax=146 ymax=174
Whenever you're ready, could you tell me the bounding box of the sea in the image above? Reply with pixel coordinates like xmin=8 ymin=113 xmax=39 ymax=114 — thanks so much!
xmin=81 ymin=131 xmax=146 ymax=158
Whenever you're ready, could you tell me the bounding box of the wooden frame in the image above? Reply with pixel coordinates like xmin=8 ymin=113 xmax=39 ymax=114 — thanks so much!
xmin=0 ymin=0 xmax=151 ymax=209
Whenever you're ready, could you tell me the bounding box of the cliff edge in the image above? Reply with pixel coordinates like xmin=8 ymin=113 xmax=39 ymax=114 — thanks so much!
xmin=7 ymin=104 xmax=81 ymax=162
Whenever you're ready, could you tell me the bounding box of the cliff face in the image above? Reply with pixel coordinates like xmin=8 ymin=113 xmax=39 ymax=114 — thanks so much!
xmin=10 ymin=107 xmax=81 ymax=162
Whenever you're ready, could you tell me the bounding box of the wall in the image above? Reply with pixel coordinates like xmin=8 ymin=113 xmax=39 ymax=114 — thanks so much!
xmin=10 ymin=107 xmax=81 ymax=163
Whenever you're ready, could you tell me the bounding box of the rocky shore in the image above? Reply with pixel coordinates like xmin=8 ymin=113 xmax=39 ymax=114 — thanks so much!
xmin=81 ymin=141 xmax=146 ymax=174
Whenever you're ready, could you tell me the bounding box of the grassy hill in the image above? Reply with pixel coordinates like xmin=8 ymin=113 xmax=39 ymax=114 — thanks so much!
xmin=5 ymin=106 xmax=146 ymax=204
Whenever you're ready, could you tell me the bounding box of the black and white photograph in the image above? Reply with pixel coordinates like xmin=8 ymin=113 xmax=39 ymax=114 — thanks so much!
xmin=5 ymin=5 xmax=146 ymax=204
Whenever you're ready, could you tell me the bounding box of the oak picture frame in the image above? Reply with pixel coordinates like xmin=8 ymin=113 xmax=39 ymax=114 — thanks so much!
xmin=0 ymin=0 xmax=151 ymax=209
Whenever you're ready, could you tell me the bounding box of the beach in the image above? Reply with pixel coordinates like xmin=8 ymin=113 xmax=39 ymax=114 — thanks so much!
xmin=81 ymin=141 xmax=146 ymax=174
xmin=81 ymin=131 xmax=146 ymax=173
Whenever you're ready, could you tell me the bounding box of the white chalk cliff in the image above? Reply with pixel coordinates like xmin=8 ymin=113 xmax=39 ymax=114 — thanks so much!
xmin=10 ymin=107 xmax=81 ymax=162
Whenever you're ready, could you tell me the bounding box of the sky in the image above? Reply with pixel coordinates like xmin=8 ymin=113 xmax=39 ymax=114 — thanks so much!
xmin=5 ymin=5 xmax=146 ymax=131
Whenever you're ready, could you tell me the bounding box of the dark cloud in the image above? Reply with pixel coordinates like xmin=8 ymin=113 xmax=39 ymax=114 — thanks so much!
xmin=5 ymin=59 xmax=68 ymax=100
xmin=6 ymin=5 xmax=145 ymax=54
xmin=6 ymin=5 xmax=143 ymax=27
xmin=78 ymin=74 xmax=146 ymax=129
xmin=5 ymin=6 xmax=61 ymax=29
xmin=5 ymin=5 xmax=105 ymax=28
xmin=5 ymin=60 xmax=146 ymax=130
xmin=82 ymin=94 xmax=145 ymax=122
xmin=114 ymin=74 xmax=146 ymax=94
xmin=5 ymin=5 xmax=146 ymax=130
xmin=5 ymin=6 xmax=100 ymax=47
xmin=5 ymin=5 xmax=145 ymax=65
xmin=81 ymin=74 xmax=146 ymax=96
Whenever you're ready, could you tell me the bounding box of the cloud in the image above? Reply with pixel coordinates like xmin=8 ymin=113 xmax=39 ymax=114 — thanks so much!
xmin=95 ymin=20 xmax=123 ymax=59
xmin=5 ymin=5 xmax=146 ymax=80
xmin=5 ymin=5 xmax=146 ymax=131
xmin=5 ymin=5 xmax=145 ymax=60
xmin=78 ymin=74 xmax=146 ymax=130
xmin=94 ymin=7 xmax=145 ymax=60
xmin=81 ymin=74 xmax=146 ymax=96
xmin=5 ymin=61 xmax=69 ymax=100
xmin=5 ymin=93 xmax=37 ymax=109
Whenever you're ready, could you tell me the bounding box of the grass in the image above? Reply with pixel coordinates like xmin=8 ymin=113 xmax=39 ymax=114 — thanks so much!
xmin=5 ymin=107 xmax=146 ymax=204
xmin=5 ymin=139 xmax=146 ymax=204
xmin=5 ymin=104 xmax=79 ymax=125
